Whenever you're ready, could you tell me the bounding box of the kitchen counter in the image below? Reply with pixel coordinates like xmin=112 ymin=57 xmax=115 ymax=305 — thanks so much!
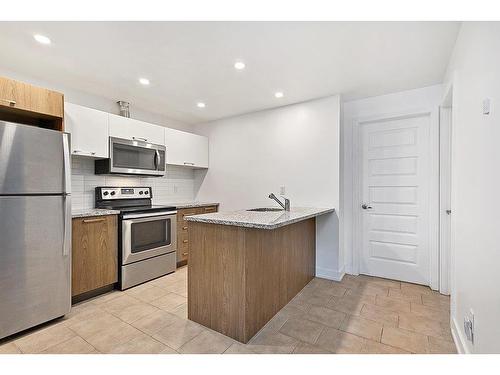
xmin=185 ymin=206 xmax=334 ymax=229
xmin=188 ymin=206 xmax=333 ymax=343
xmin=72 ymin=209 xmax=120 ymax=218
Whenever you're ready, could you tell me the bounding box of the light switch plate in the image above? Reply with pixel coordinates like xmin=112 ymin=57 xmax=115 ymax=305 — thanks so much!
xmin=280 ymin=186 xmax=286 ymax=195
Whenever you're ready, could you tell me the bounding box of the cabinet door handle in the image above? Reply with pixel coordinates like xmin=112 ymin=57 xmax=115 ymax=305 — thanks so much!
xmin=73 ymin=150 xmax=96 ymax=156
xmin=182 ymin=226 xmax=188 ymax=230
xmin=133 ymin=137 xmax=148 ymax=142
xmin=182 ymin=252 xmax=188 ymax=256
xmin=82 ymin=218 xmax=106 ymax=223
xmin=183 ymin=239 xmax=188 ymax=243
xmin=0 ymin=98 xmax=16 ymax=106
xmin=183 ymin=162 xmax=195 ymax=166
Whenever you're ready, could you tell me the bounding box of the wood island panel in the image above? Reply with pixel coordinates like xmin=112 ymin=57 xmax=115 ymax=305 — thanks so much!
xmin=188 ymin=218 xmax=316 ymax=343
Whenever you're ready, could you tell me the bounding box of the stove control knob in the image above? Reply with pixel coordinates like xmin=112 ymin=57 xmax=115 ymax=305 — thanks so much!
xmin=139 ymin=191 xmax=143 ymax=195
xmin=103 ymin=191 xmax=109 ymax=196
xmin=144 ymin=190 xmax=149 ymax=195
xmin=110 ymin=191 xmax=116 ymax=196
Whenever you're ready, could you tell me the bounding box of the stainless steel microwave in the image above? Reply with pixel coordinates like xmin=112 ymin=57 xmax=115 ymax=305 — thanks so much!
xmin=95 ymin=137 xmax=166 ymax=176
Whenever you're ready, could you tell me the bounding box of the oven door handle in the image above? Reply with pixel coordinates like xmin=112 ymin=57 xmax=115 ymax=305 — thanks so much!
xmin=122 ymin=211 xmax=177 ymax=220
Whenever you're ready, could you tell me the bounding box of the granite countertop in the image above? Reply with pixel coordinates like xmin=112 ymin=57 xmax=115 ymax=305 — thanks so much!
xmin=72 ymin=202 xmax=219 ymax=218
xmin=72 ymin=208 xmax=121 ymax=218
xmin=185 ymin=207 xmax=335 ymax=230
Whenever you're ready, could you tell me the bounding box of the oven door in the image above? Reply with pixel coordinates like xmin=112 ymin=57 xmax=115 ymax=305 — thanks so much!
xmin=110 ymin=137 xmax=166 ymax=176
xmin=122 ymin=211 xmax=177 ymax=265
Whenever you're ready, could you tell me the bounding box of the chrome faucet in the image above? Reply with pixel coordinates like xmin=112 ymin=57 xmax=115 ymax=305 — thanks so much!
xmin=269 ymin=193 xmax=290 ymax=211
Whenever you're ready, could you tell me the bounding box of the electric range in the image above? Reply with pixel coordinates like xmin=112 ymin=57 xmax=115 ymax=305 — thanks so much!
xmin=95 ymin=187 xmax=177 ymax=290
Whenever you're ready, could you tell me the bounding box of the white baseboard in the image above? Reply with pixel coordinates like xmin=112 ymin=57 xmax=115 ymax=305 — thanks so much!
xmin=451 ymin=316 xmax=469 ymax=354
xmin=316 ymin=265 xmax=345 ymax=282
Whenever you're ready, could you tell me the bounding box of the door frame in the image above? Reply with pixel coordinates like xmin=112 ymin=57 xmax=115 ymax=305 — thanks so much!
xmin=439 ymin=84 xmax=454 ymax=295
xmin=351 ymin=106 xmax=440 ymax=290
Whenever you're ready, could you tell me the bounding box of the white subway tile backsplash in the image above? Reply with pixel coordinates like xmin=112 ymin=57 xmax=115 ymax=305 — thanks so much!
xmin=71 ymin=156 xmax=195 ymax=210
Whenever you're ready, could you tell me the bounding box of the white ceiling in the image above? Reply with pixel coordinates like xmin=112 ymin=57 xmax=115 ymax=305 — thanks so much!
xmin=0 ymin=22 xmax=460 ymax=124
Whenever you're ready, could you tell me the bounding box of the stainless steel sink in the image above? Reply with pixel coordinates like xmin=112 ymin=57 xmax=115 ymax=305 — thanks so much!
xmin=247 ymin=207 xmax=284 ymax=212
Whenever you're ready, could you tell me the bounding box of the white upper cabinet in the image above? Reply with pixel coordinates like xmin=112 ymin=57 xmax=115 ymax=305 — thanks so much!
xmin=164 ymin=128 xmax=208 ymax=168
xmin=108 ymin=113 xmax=165 ymax=145
xmin=64 ymin=102 xmax=109 ymax=158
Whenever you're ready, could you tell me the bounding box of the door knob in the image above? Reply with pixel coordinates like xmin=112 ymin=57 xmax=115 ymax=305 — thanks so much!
xmin=361 ymin=204 xmax=373 ymax=210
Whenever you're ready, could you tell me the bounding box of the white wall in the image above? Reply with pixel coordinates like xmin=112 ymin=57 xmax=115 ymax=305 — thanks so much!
xmin=444 ymin=22 xmax=500 ymax=354
xmin=193 ymin=95 xmax=341 ymax=279
xmin=342 ymin=85 xmax=443 ymax=275
xmin=0 ymin=67 xmax=193 ymax=132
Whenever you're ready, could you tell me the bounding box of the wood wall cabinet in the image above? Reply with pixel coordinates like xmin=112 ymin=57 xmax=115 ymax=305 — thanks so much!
xmin=165 ymin=127 xmax=209 ymax=168
xmin=72 ymin=215 xmax=118 ymax=298
xmin=109 ymin=113 xmax=165 ymax=145
xmin=65 ymin=102 xmax=109 ymax=158
xmin=0 ymin=76 xmax=64 ymax=118
xmin=176 ymin=205 xmax=218 ymax=266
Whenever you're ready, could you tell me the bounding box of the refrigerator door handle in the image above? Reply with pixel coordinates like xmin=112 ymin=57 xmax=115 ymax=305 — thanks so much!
xmin=62 ymin=133 xmax=71 ymax=257
xmin=63 ymin=133 xmax=71 ymax=193
xmin=63 ymin=194 xmax=71 ymax=257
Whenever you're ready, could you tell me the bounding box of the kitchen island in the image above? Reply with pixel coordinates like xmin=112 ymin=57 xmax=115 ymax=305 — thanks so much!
xmin=185 ymin=207 xmax=335 ymax=343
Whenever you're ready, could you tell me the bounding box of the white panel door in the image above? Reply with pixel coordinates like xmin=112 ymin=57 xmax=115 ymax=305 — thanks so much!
xmin=359 ymin=114 xmax=431 ymax=285
xmin=64 ymin=102 xmax=109 ymax=158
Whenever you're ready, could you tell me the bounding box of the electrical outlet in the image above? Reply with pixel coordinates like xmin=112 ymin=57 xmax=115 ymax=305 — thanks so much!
xmin=280 ymin=186 xmax=286 ymax=196
xmin=464 ymin=310 xmax=475 ymax=344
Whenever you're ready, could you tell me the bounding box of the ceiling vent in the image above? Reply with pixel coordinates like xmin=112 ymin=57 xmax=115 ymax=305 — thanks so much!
xmin=117 ymin=101 xmax=130 ymax=118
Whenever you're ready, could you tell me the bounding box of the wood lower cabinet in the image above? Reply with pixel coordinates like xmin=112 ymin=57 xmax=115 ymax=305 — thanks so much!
xmin=72 ymin=215 xmax=118 ymax=297
xmin=176 ymin=205 xmax=218 ymax=266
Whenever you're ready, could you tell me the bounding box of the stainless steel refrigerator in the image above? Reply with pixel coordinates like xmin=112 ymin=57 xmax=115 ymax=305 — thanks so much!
xmin=0 ymin=121 xmax=71 ymax=340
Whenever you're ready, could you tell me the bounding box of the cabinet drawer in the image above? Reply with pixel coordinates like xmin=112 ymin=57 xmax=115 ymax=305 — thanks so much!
xmin=202 ymin=205 xmax=218 ymax=214
xmin=177 ymin=241 xmax=189 ymax=262
xmin=178 ymin=208 xmax=197 ymax=222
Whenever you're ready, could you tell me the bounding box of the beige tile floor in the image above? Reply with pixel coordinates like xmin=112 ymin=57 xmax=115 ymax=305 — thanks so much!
xmin=0 ymin=267 xmax=456 ymax=354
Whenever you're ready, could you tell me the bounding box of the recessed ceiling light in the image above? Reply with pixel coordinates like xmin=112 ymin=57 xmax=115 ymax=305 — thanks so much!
xmin=234 ymin=61 xmax=246 ymax=70
xmin=274 ymin=91 xmax=284 ymax=98
xmin=197 ymin=102 xmax=206 ymax=108
xmin=139 ymin=78 xmax=150 ymax=85
xmin=33 ymin=34 xmax=51 ymax=45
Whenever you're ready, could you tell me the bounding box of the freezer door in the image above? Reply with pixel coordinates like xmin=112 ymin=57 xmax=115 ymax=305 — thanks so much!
xmin=0 ymin=121 xmax=67 ymax=194
xmin=0 ymin=196 xmax=71 ymax=339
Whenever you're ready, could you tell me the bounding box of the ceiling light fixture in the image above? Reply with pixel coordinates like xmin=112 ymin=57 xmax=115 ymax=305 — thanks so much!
xmin=197 ymin=102 xmax=206 ymax=108
xmin=33 ymin=34 xmax=51 ymax=45
xmin=234 ymin=61 xmax=246 ymax=70
xmin=139 ymin=78 xmax=150 ymax=85
xmin=274 ymin=91 xmax=284 ymax=98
